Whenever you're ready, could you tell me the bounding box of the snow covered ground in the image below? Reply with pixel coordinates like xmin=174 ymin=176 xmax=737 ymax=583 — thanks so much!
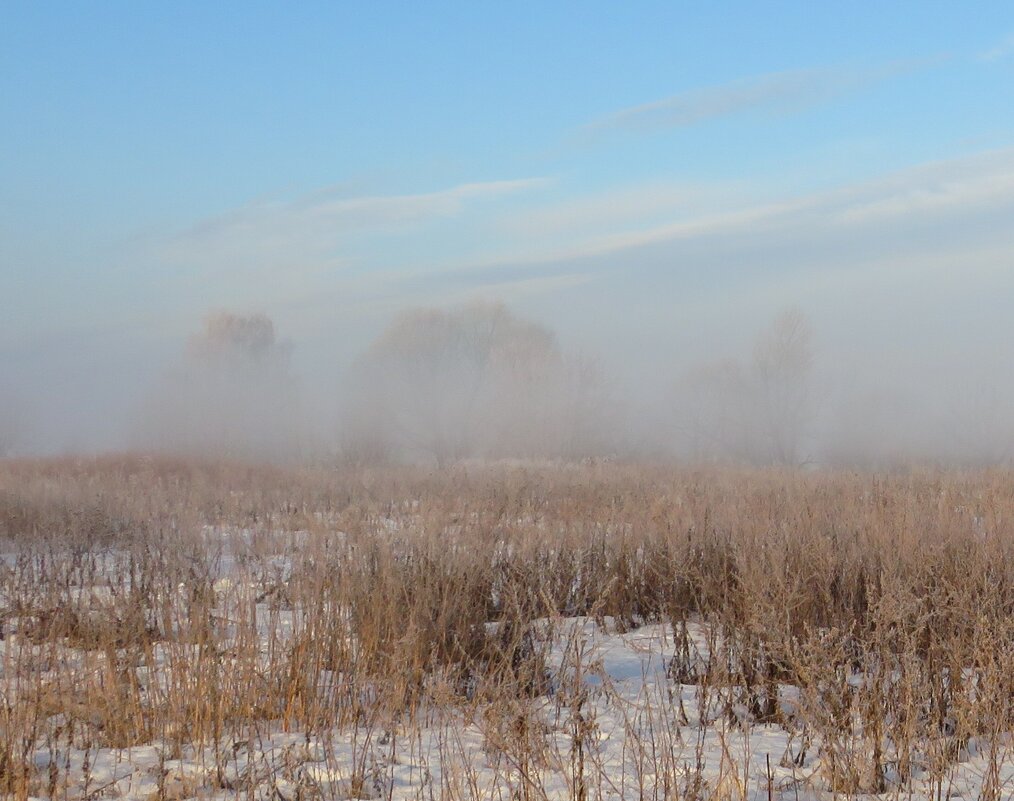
xmin=4 ymin=612 xmax=1011 ymax=801
xmin=1 ymin=515 xmax=1011 ymax=801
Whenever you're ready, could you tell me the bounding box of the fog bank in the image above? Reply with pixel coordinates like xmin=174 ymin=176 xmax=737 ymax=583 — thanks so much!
xmin=5 ymin=294 xmax=1009 ymax=469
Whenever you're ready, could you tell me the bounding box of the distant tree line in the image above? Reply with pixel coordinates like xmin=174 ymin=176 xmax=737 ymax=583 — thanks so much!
xmin=137 ymin=302 xmax=828 ymax=466
xmin=149 ymin=298 xmax=1014 ymax=470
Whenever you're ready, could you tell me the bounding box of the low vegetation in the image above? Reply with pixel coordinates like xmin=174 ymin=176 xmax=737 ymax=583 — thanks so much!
xmin=0 ymin=456 xmax=1011 ymax=799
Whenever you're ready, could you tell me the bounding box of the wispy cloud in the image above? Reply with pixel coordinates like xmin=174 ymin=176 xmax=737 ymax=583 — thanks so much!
xmin=422 ymin=148 xmax=1014 ymax=295
xmin=161 ymin=177 xmax=550 ymax=281
xmin=408 ymin=149 xmax=1014 ymax=389
xmin=180 ymin=178 xmax=548 ymax=250
xmin=273 ymin=146 xmax=1014 ymax=323
xmin=587 ymin=63 xmax=914 ymax=134
xmin=144 ymin=147 xmax=1014 ymax=359
xmin=979 ymin=33 xmax=1014 ymax=62
xmin=496 ymin=182 xmax=741 ymax=241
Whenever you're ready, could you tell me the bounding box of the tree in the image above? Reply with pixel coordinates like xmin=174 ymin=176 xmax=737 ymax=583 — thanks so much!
xmin=942 ymin=382 xmax=1014 ymax=466
xmin=139 ymin=312 xmax=300 ymax=460
xmin=674 ymin=308 xmax=815 ymax=466
xmin=672 ymin=358 xmax=755 ymax=463
xmin=0 ymin=415 xmax=15 ymax=458
xmin=751 ymin=308 xmax=814 ymax=465
xmin=0 ymin=387 xmax=26 ymax=458
xmin=344 ymin=301 xmax=608 ymax=465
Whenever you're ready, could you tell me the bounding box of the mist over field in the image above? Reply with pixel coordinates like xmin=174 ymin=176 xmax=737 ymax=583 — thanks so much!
xmin=4 ymin=288 xmax=1014 ymax=467
xmin=5 ymin=9 xmax=1014 ymax=800
xmin=3 ymin=5 xmax=1014 ymax=468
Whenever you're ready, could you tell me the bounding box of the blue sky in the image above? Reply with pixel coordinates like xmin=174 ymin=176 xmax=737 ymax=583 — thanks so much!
xmin=3 ymin=2 xmax=1014 ymax=448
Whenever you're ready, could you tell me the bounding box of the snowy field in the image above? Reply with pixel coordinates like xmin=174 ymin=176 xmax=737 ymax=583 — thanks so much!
xmin=0 ymin=459 xmax=1012 ymax=800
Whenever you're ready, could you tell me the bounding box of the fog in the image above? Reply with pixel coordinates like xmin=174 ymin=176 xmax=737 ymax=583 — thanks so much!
xmin=5 ymin=150 xmax=1014 ymax=467
xmin=4 ymin=282 xmax=1013 ymax=468
xmin=4 ymin=4 xmax=1014 ymax=468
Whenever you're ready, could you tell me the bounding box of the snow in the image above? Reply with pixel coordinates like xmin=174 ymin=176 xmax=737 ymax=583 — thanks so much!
xmin=2 ymin=527 xmax=1011 ymax=800
xmin=6 ymin=615 xmax=1011 ymax=799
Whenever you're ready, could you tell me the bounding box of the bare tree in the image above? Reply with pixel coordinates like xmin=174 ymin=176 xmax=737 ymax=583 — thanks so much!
xmin=0 ymin=418 xmax=15 ymax=458
xmin=674 ymin=308 xmax=815 ymax=466
xmin=942 ymin=381 xmax=1014 ymax=466
xmin=554 ymin=353 xmax=619 ymax=460
xmin=751 ymin=308 xmax=814 ymax=465
xmin=672 ymin=358 xmax=755 ymax=463
xmin=138 ymin=312 xmax=300 ymax=460
xmin=190 ymin=312 xmax=283 ymax=362
xmin=344 ymin=301 xmax=609 ymax=465
xmin=0 ymin=388 xmax=26 ymax=458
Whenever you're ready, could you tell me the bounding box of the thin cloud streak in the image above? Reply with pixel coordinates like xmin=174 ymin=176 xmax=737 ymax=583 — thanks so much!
xmin=245 ymin=146 xmax=1014 ymax=319
xmin=979 ymin=33 xmax=1014 ymax=62
xmin=165 ymin=177 xmax=552 ymax=277
xmin=113 ymin=145 xmax=1014 ymax=355
xmin=587 ymin=63 xmax=919 ymax=134
xmin=453 ymin=147 xmax=1014 ymax=274
xmin=495 ymin=181 xmax=745 ymax=241
xmin=140 ymin=147 xmax=1014 ymax=327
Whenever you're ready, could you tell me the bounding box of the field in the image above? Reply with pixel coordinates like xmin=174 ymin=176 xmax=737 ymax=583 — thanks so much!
xmin=0 ymin=456 xmax=1012 ymax=800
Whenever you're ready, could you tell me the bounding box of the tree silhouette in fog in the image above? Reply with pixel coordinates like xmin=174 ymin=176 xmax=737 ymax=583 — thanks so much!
xmin=674 ymin=308 xmax=814 ymax=466
xmin=140 ymin=312 xmax=300 ymax=460
xmin=0 ymin=386 xmax=26 ymax=457
xmin=752 ymin=308 xmax=813 ymax=466
xmin=344 ymin=301 xmax=612 ymax=465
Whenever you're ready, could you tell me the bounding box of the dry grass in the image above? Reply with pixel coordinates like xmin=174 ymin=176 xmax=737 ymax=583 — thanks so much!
xmin=0 ymin=455 xmax=1011 ymax=799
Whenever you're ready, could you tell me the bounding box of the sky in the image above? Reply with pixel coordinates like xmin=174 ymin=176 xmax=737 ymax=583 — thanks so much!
xmin=2 ymin=2 xmax=1014 ymax=452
